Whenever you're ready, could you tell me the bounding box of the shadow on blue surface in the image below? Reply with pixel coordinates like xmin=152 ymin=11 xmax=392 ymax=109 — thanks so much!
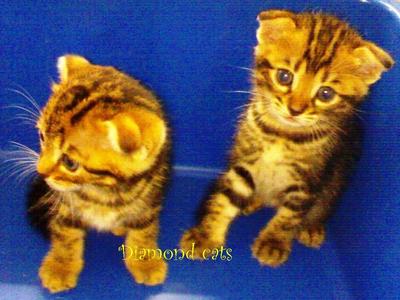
xmin=0 ymin=0 xmax=399 ymax=299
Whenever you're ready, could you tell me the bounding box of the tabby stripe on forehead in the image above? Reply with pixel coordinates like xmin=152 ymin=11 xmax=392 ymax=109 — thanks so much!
xmin=302 ymin=15 xmax=317 ymax=62
xmin=294 ymin=60 xmax=303 ymax=72
xmin=63 ymin=86 xmax=90 ymax=112
xmin=57 ymin=128 xmax=66 ymax=147
xmin=100 ymin=95 xmax=160 ymax=115
xmin=317 ymin=28 xmax=346 ymax=71
xmin=70 ymin=101 xmax=98 ymax=125
xmin=310 ymin=18 xmax=323 ymax=59
xmin=70 ymin=96 xmax=159 ymax=125
xmin=64 ymin=98 xmax=83 ymax=112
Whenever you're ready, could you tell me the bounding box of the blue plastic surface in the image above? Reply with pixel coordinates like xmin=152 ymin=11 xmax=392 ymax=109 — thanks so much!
xmin=0 ymin=1 xmax=399 ymax=299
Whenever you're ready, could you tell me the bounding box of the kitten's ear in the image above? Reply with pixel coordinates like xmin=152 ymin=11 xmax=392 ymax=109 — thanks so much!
xmin=104 ymin=114 xmax=142 ymax=153
xmin=353 ymin=42 xmax=394 ymax=84
xmin=57 ymin=55 xmax=90 ymax=82
xmin=104 ymin=109 xmax=166 ymax=158
xmin=256 ymin=10 xmax=296 ymax=44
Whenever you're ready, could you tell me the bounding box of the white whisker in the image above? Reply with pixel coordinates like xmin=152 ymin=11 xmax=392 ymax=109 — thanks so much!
xmin=11 ymin=84 xmax=41 ymax=110
xmin=3 ymin=104 xmax=40 ymax=119
xmin=223 ymin=90 xmax=264 ymax=97
xmin=14 ymin=113 xmax=38 ymax=124
xmin=8 ymin=141 xmax=39 ymax=157
xmin=5 ymin=88 xmax=41 ymax=113
xmin=0 ymin=140 xmax=39 ymax=185
xmin=226 ymin=64 xmax=254 ymax=72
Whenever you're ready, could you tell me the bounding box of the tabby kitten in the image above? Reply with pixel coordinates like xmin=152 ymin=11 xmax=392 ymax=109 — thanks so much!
xmin=35 ymin=55 xmax=170 ymax=292
xmin=180 ymin=10 xmax=394 ymax=267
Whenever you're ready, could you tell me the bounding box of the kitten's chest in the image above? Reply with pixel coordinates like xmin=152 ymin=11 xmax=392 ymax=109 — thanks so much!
xmin=69 ymin=187 xmax=145 ymax=231
xmin=77 ymin=205 xmax=122 ymax=231
xmin=252 ymin=143 xmax=297 ymax=205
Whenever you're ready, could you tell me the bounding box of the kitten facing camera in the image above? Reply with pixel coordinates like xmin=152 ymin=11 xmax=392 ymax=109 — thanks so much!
xmin=180 ymin=10 xmax=394 ymax=267
xmin=33 ymin=55 xmax=171 ymax=292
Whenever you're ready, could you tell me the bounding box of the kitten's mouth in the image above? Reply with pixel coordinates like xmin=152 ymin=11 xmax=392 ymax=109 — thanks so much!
xmin=275 ymin=114 xmax=306 ymax=128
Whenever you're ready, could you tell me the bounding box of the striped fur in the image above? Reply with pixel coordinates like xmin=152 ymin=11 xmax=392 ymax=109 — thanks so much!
xmin=180 ymin=10 xmax=394 ymax=267
xmin=36 ymin=55 xmax=171 ymax=292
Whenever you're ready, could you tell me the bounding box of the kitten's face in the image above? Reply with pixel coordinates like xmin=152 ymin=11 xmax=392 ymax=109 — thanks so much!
xmin=36 ymin=55 xmax=166 ymax=192
xmin=253 ymin=10 xmax=393 ymax=132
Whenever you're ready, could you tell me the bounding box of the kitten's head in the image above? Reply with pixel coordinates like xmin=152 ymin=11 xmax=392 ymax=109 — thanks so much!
xmin=253 ymin=10 xmax=394 ymax=131
xmin=36 ymin=55 xmax=166 ymax=192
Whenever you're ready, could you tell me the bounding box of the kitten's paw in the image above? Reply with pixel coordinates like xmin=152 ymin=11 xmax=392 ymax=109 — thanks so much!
xmin=297 ymin=225 xmax=325 ymax=248
xmin=126 ymin=258 xmax=168 ymax=286
xmin=252 ymin=236 xmax=291 ymax=267
xmin=39 ymin=254 xmax=83 ymax=293
xmin=180 ymin=227 xmax=223 ymax=260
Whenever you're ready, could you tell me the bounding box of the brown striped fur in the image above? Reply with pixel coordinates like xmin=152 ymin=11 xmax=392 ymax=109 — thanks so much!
xmin=36 ymin=55 xmax=170 ymax=292
xmin=180 ymin=10 xmax=394 ymax=267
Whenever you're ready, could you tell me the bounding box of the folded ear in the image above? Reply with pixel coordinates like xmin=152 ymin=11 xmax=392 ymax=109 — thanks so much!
xmin=57 ymin=55 xmax=90 ymax=82
xmin=256 ymin=10 xmax=297 ymax=44
xmin=104 ymin=114 xmax=142 ymax=153
xmin=104 ymin=109 xmax=167 ymax=157
xmin=353 ymin=42 xmax=394 ymax=84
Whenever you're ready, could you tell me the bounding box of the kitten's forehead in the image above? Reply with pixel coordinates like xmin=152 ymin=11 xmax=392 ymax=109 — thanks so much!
xmin=256 ymin=12 xmax=364 ymax=75
xmin=39 ymin=68 xmax=124 ymax=135
xmin=296 ymin=14 xmax=361 ymax=73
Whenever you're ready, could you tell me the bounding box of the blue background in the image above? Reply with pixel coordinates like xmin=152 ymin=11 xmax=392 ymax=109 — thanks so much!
xmin=0 ymin=0 xmax=399 ymax=299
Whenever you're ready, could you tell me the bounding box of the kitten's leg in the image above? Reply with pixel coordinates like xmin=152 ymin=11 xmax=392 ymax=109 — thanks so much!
xmin=39 ymin=219 xmax=85 ymax=293
xmin=124 ymin=219 xmax=167 ymax=286
xmin=297 ymin=224 xmax=326 ymax=248
xmin=242 ymin=196 xmax=264 ymax=215
xmin=180 ymin=165 xmax=256 ymax=259
xmin=252 ymin=187 xmax=314 ymax=267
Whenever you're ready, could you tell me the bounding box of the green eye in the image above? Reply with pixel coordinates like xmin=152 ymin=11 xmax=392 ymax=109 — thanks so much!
xmin=276 ymin=69 xmax=293 ymax=86
xmin=61 ymin=154 xmax=79 ymax=172
xmin=317 ymin=86 xmax=336 ymax=102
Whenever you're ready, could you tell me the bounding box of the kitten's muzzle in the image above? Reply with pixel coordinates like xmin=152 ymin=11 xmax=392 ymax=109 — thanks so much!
xmin=288 ymin=105 xmax=307 ymax=116
xmin=37 ymin=156 xmax=54 ymax=178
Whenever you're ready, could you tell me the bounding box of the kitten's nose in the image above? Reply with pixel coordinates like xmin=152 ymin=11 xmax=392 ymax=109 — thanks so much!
xmin=288 ymin=106 xmax=306 ymax=116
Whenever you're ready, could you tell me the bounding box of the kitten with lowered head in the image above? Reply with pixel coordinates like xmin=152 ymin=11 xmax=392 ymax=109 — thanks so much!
xmin=34 ymin=55 xmax=170 ymax=292
xmin=180 ymin=10 xmax=394 ymax=267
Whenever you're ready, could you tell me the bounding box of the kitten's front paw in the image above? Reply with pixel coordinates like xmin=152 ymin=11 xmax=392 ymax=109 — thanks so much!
xmin=39 ymin=253 xmax=83 ymax=293
xmin=180 ymin=227 xmax=223 ymax=260
xmin=297 ymin=225 xmax=325 ymax=248
xmin=252 ymin=235 xmax=291 ymax=267
xmin=126 ymin=258 xmax=168 ymax=286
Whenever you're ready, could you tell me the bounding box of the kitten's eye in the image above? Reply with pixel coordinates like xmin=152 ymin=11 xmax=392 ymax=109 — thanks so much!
xmin=61 ymin=154 xmax=79 ymax=172
xmin=276 ymin=69 xmax=293 ymax=86
xmin=317 ymin=86 xmax=336 ymax=102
